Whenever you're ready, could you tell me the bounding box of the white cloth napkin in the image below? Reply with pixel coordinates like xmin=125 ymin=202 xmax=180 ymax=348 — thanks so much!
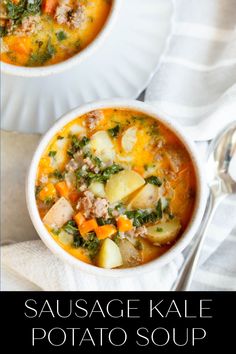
xmin=145 ymin=0 xmax=236 ymax=141
xmin=1 ymin=0 xmax=236 ymax=291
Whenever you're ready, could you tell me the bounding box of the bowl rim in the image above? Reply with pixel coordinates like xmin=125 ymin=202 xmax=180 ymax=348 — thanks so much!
xmin=26 ymin=98 xmax=207 ymax=277
xmin=1 ymin=0 xmax=121 ymax=78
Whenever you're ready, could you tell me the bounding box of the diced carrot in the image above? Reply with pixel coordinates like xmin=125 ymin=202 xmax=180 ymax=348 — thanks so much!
xmin=69 ymin=190 xmax=81 ymax=203
xmin=117 ymin=215 xmax=133 ymax=232
xmin=42 ymin=0 xmax=58 ymax=15
xmin=74 ymin=212 xmax=85 ymax=227
xmin=39 ymin=156 xmax=51 ymax=168
xmin=8 ymin=37 xmax=31 ymax=56
xmin=38 ymin=183 xmax=56 ymax=202
xmin=55 ymin=181 xmax=69 ymax=198
xmin=79 ymin=219 xmax=98 ymax=236
xmin=133 ymin=166 xmax=144 ymax=176
xmin=95 ymin=225 xmax=117 ymax=240
xmin=38 ymin=157 xmax=54 ymax=176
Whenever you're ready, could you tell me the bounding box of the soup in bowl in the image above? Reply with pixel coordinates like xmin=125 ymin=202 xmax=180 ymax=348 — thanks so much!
xmin=1 ymin=0 xmax=118 ymax=76
xmin=26 ymin=100 xmax=206 ymax=275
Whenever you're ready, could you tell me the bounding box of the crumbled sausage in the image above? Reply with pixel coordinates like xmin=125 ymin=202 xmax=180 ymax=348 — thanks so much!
xmin=83 ymin=157 xmax=100 ymax=173
xmin=54 ymin=1 xmax=72 ymax=25
xmin=66 ymin=158 xmax=80 ymax=172
xmin=86 ymin=110 xmax=104 ymax=130
xmin=13 ymin=15 xmax=42 ymax=36
xmin=76 ymin=190 xmax=109 ymax=219
xmin=55 ymin=0 xmax=86 ymax=29
xmin=70 ymin=5 xmax=86 ymax=28
xmin=93 ymin=198 xmax=109 ymax=219
xmin=67 ymin=151 xmax=100 ymax=174
xmin=127 ymin=226 xmax=147 ymax=238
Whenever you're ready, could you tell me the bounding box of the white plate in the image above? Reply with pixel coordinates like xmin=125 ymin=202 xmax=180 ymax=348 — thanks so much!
xmin=1 ymin=0 xmax=173 ymax=134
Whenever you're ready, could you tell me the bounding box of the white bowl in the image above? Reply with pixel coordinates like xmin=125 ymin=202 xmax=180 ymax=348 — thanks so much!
xmin=1 ymin=0 xmax=121 ymax=78
xmin=26 ymin=99 xmax=207 ymax=277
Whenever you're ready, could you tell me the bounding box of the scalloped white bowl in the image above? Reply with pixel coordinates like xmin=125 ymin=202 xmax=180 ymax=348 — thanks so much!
xmin=26 ymin=99 xmax=207 ymax=277
xmin=1 ymin=0 xmax=121 ymax=77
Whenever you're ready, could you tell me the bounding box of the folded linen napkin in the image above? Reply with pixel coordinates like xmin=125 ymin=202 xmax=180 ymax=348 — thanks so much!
xmin=145 ymin=0 xmax=236 ymax=141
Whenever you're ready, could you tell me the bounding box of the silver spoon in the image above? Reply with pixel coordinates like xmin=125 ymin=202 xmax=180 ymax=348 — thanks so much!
xmin=172 ymin=121 xmax=236 ymax=291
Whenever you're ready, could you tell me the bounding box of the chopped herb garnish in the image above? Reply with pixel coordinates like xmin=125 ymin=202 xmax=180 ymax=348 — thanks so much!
xmin=63 ymin=220 xmax=79 ymax=236
xmin=162 ymin=203 xmax=175 ymax=220
xmin=36 ymin=40 xmax=43 ymax=48
xmin=102 ymin=164 xmax=123 ymax=180
xmin=145 ymin=175 xmax=162 ymax=186
xmin=92 ymin=156 xmax=102 ymax=167
xmin=108 ymin=207 xmax=114 ymax=217
xmin=27 ymin=39 xmax=56 ymax=66
xmin=125 ymin=200 xmax=163 ymax=226
xmin=0 ymin=26 xmax=7 ymax=37
xmin=86 ymin=164 xmax=123 ymax=185
xmin=48 ymin=151 xmax=57 ymax=158
xmin=44 ymin=196 xmax=53 ymax=205
xmin=51 ymin=170 xmax=65 ymax=180
xmin=57 ymin=135 xmax=64 ymax=140
xmin=114 ymin=202 xmax=125 ymax=212
xmin=62 ymin=222 xmax=84 ymax=247
xmin=156 ymin=199 xmax=163 ymax=219
xmin=35 ymin=185 xmax=42 ymax=196
xmin=75 ymin=168 xmax=86 ymax=182
xmin=80 ymin=136 xmax=90 ymax=147
xmin=52 ymin=228 xmax=61 ymax=236
xmin=56 ymin=31 xmax=67 ymax=41
xmin=96 ymin=217 xmax=116 ymax=226
xmin=125 ymin=209 xmax=155 ymax=227
xmin=67 ymin=135 xmax=89 ymax=156
xmin=67 ymin=150 xmax=74 ymax=157
xmin=82 ymin=232 xmax=100 ymax=259
xmin=156 ymin=227 xmax=163 ymax=232
xmin=148 ymin=124 xmax=160 ymax=136
xmin=131 ymin=115 xmax=146 ymax=123
xmin=108 ymin=125 xmax=120 ymax=137
xmin=113 ymin=232 xmax=121 ymax=245
xmin=74 ymin=39 xmax=81 ymax=49
xmin=6 ymin=0 xmax=41 ymax=24
xmin=73 ymin=234 xmax=84 ymax=248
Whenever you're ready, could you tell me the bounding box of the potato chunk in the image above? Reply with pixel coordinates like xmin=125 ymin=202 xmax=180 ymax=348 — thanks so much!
xmin=140 ymin=239 xmax=167 ymax=263
xmin=88 ymin=181 xmax=106 ymax=198
xmin=97 ymin=238 xmax=123 ymax=269
xmin=128 ymin=183 xmax=160 ymax=209
xmin=105 ymin=170 xmax=145 ymax=203
xmin=58 ymin=230 xmax=74 ymax=245
xmin=43 ymin=197 xmax=74 ymax=228
xmin=146 ymin=219 xmax=181 ymax=245
xmin=90 ymin=131 xmax=115 ymax=162
xmin=121 ymin=127 xmax=137 ymax=152
xmin=118 ymin=239 xmax=141 ymax=267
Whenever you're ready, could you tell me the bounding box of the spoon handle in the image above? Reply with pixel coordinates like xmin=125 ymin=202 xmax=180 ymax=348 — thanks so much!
xmin=172 ymin=193 xmax=224 ymax=291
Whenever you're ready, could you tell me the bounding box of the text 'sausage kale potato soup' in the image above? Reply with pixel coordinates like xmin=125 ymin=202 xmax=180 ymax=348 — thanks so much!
xmin=0 ymin=0 xmax=112 ymax=67
xmin=35 ymin=109 xmax=197 ymax=269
